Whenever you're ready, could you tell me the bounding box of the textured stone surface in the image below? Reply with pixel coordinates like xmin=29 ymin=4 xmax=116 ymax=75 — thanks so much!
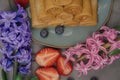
xmin=0 ymin=0 xmax=120 ymax=80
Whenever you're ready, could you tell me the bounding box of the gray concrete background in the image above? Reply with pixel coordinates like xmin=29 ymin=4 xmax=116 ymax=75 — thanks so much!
xmin=0 ymin=0 xmax=120 ymax=80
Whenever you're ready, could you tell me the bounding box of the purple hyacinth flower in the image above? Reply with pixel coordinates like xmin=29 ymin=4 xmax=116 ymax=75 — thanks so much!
xmin=16 ymin=47 xmax=32 ymax=64
xmin=0 ymin=4 xmax=32 ymax=74
xmin=0 ymin=41 xmax=2 ymax=47
xmin=18 ymin=22 xmax=29 ymax=34
xmin=15 ymin=5 xmax=27 ymax=22
xmin=19 ymin=63 xmax=31 ymax=74
xmin=15 ymin=22 xmax=31 ymax=47
xmin=11 ymin=37 xmax=24 ymax=49
xmin=0 ymin=11 xmax=17 ymax=28
xmin=0 ymin=30 xmax=13 ymax=44
xmin=0 ymin=43 xmax=15 ymax=58
xmin=0 ymin=55 xmax=13 ymax=72
xmin=8 ymin=32 xmax=17 ymax=41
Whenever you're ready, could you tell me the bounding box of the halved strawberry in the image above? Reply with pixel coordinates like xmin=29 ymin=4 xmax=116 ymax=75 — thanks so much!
xmin=35 ymin=67 xmax=60 ymax=80
xmin=35 ymin=48 xmax=60 ymax=67
xmin=57 ymin=56 xmax=73 ymax=76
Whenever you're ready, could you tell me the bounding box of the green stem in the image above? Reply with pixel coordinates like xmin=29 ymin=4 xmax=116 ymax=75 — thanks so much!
xmin=13 ymin=60 xmax=18 ymax=80
xmin=1 ymin=69 xmax=8 ymax=80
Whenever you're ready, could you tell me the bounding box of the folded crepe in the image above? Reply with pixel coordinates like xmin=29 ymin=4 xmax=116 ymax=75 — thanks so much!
xmin=30 ymin=0 xmax=98 ymax=28
xmin=64 ymin=20 xmax=79 ymax=27
xmin=53 ymin=0 xmax=72 ymax=6
xmin=35 ymin=0 xmax=54 ymax=23
xmin=45 ymin=0 xmax=63 ymax=16
xmin=79 ymin=0 xmax=98 ymax=26
xmin=75 ymin=0 xmax=92 ymax=22
xmin=29 ymin=0 xmax=46 ymax=28
xmin=56 ymin=12 xmax=79 ymax=26
xmin=48 ymin=18 xmax=64 ymax=26
xmin=64 ymin=0 xmax=83 ymax=15
xmin=57 ymin=12 xmax=73 ymax=24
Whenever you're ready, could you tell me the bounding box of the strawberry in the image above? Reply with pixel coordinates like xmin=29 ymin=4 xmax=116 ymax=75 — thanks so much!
xmin=57 ymin=56 xmax=73 ymax=76
xmin=14 ymin=0 xmax=29 ymax=8
xmin=35 ymin=48 xmax=60 ymax=67
xmin=35 ymin=67 xmax=60 ymax=80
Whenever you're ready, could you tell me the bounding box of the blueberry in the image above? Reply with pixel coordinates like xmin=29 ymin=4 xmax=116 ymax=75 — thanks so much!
xmin=55 ymin=25 xmax=64 ymax=35
xmin=40 ymin=28 xmax=49 ymax=38
xmin=67 ymin=77 xmax=74 ymax=80
xmin=90 ymin=76 xmax=98 ymax=80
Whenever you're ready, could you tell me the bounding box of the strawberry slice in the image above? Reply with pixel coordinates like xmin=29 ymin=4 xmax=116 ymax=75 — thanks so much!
xmin=35 ymin=67 xmax=60 ymax=80
xmin=35 ymin=48 xmax=60 ymax=67
xmin=57 ymin=56 xmax=73 ymax=76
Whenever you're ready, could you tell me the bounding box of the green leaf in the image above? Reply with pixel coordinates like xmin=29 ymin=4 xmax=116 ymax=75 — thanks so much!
xmin=1 ymin=69 xmax=7 ymax=80
xmin=16 ymin=74 xmax=22 ymax=80
xmin=109 ymin=48 xmax=120 ymax=56
xmin=113 ymin=26 xmax=120 ymax=31
xmin=31 ymin=76 xmax=38 ymax=80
